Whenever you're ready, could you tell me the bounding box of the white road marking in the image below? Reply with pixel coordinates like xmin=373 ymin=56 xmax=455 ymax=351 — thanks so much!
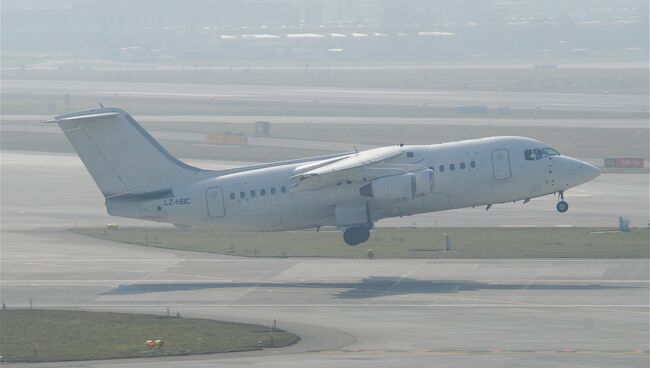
xmin=2 ymin=258 xmax=647 ymax=262
xmin=6 ymin=304 xmax=649 ymax=308
xmin=2 ymin=279 xmax=647 ymax=284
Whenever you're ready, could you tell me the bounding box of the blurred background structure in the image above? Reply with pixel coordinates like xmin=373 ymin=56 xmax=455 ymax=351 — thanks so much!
xmin=2 ymin=0 xmax=648 ymax=63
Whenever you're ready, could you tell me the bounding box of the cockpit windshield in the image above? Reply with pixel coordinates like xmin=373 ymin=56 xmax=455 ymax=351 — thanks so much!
xmin=524 ymin=147 xmax=560 ymax=161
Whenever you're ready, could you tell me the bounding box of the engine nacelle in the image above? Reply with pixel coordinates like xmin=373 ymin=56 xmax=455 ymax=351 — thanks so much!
xmin=360 ymin=169 xmax=433 ymax=201
xmin=413 ymin=169 xmax=433 ymax=196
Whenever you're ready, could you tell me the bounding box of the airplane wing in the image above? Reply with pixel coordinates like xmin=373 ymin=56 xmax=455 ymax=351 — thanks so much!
xmin=291 ymin=146 xmax=425 ymax=191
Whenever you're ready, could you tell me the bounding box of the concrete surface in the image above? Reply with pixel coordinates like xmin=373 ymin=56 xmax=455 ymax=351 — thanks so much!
xmin=2 ymin=79 xmax=648 ymax=118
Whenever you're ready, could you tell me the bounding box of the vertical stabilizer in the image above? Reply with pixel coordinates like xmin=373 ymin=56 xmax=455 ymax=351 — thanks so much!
xmin=51 ymin=107 xmax=204 ymax=197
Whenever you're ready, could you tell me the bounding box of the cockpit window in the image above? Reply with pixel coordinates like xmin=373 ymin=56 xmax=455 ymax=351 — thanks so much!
xmin=524 ymin=149 xmax=534 ymax=161
xmin=543 ymin=147 xmax=560 ymax=156
xmin=525 ymin=147 xmax=560 ymax=161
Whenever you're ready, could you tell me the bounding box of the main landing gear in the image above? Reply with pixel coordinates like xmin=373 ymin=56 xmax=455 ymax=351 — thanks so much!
xmin=556 ymin=191 xmax=569 ymax=213
xmin=343 ymin=225 xmax=371 ymax=246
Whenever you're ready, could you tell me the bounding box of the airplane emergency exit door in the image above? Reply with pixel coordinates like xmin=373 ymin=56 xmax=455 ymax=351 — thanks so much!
xmin=205 ymin=187 xmax=225 ymax=218
xmin=491 ymin=149 xmax=512 ymax=180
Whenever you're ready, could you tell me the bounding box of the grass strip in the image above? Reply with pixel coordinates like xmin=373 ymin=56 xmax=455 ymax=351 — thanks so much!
xmin=0 ymin=309 xmax=298 ymax=363
xmin=73 ymin=227 xmax=649 ymax=259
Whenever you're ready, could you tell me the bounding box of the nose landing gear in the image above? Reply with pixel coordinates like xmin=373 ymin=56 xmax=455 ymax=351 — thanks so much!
xmin=556 ymin=191 xmax=569 ymax=213
xmin=343 ymin=225 xmax=371 ymax=246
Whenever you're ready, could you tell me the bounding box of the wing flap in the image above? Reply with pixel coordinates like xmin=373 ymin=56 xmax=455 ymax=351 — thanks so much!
xmin=291 ymin=146 xmax=411 ymax=191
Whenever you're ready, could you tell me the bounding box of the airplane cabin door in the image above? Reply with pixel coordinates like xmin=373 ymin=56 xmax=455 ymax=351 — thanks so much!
xmin=491 ymin=149 xmax=512 ymax=180
xmin=205 ymin=187 xmax=225 ymax=218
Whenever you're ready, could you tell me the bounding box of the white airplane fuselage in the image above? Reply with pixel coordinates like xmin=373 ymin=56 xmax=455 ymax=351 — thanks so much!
xmin=107 ymin=136 xmax=599 ymax=232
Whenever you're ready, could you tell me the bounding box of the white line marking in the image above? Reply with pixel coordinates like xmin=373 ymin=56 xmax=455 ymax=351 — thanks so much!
xmin=1 ymin=280 xmax=647 ymax=284
xmin=2 ymin=259 xmax=647 ymax=262
xmin=498 ymin=225 xmax=538 ymax=227
xmin=7 ymin=304 xmax=649 ymax=308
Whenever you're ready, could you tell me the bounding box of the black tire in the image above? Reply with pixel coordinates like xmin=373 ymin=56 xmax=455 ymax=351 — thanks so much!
xmin=343 ymin=227 xmax=361 ymax=246
xmin=359 ymin=227 xmax=371 ymax=243
xmin=556 ymin=201 xmax=569 ymax=213
xmin=343 ymin=226 xmax=372 ymax=245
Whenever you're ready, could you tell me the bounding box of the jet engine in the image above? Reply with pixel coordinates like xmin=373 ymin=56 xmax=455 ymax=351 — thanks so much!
xmin=360 ymin=169 xmax=433 ymax=200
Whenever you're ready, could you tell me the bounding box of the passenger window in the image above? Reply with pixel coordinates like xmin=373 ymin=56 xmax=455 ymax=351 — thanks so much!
xmin=460 ymin=162 xmax=466 ymax=169
xmin=271 ymin=187 xmax=276 ymax=194
xmin=229 ymin=193 xmax=235 ymax=200
xmin=439 ymin=165 xmax=445 ymax=172
xmin=470 ymin=161 xmax=476 ymax=168
xmin=406 ymin=152 xmax=414 ymax=158
xmin=240 ymin=192 xmax=245 ymax=199
xmin=450 ymin=164 xmax=455 ymax=171
xmin=261 ymin=189 xmax=266 ymax=196
xmin=281 ymin=186 xmax=286 ymax=193
xmin=525 ymin=149 xmax=534 ymax=160
xmin=250 ymin=190 xmax=255 ymax=197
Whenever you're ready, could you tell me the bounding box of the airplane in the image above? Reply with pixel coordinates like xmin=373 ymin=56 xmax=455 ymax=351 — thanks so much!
xmin=49 ymin=107 xmax=601 ymax=245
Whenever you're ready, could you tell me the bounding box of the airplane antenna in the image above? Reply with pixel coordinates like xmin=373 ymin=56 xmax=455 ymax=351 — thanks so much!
xmin=354 ymin=146 xmax=358 ymax=153
xmin=98 ymin=102 xmax=104 ymax=108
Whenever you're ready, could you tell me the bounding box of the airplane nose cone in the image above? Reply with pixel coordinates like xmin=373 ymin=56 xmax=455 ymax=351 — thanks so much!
xmin=582 ymin=162 xmax=601 ymax=181
xmin=563 ymin=157 xmax=601 ymax=186
xmin=573 ymin=161 xmax=601 ymax=183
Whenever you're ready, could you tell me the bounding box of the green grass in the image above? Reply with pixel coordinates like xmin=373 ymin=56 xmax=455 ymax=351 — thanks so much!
xmin=0 ymin=309 xmax=299 ymax=363
xmin=73 ymin=227 xmax=650 ymax=259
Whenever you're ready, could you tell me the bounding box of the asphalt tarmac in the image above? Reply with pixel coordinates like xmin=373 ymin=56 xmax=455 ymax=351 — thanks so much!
xmin=1 ymin=149 xmax=649 ymax=367
xmin=2 ymin=79 xmax=648 ymax=118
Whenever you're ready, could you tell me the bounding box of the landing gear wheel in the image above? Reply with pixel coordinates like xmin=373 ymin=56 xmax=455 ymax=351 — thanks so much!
xmin=343 ymin=226 xmax=371 ymax=246
xmin=343 ymin=228 xmax=360 ymax=246
xmin=556 ymin=200 xmax=569 ymax=213
xmin=359 ymin=227 xmax=370 ymax=243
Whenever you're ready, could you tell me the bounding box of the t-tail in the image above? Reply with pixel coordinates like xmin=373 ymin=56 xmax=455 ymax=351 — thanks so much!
xmin=48 ymin=107 xmax=210 ymax=220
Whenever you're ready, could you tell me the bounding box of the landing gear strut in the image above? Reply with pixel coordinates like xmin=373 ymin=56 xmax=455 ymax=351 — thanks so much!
xmin=343 ymin=225 xmax=371 ymax=246
xmin=556 ymin=191 xmax=569 ymax=213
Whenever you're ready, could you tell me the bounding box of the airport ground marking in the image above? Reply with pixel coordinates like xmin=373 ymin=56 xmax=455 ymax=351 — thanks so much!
xmin=2 ymin=279 xmax=648 ymax=284
xmin=3 ymin=258 xmax=648 ymax=262
xmin=8 ymin=304 xmax=649 ymax=309
xmin=318 ymin=349 xmax=649 ymax=356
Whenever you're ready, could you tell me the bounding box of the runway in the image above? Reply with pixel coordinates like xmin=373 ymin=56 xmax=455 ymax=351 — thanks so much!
xmin=1 ymin=149 xmax=649 ymax=367
xmin=2 ymin=79 xmax=648 ymax=118
xmin=3 ymin=114 xmax=649 ymax=129
xmin=1 ymin=233 xmax=648 ymax=368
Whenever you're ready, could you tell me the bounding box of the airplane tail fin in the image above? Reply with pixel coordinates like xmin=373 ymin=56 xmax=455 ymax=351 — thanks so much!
xmin=50 ymin=107 xmax=205 ymax=198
